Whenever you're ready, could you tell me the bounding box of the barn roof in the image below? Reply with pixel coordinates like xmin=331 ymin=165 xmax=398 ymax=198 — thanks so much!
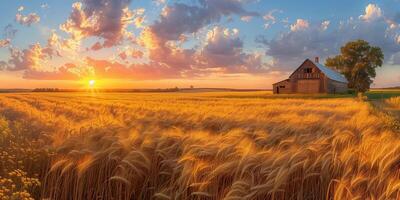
xmin=272 ymin=79 xmax=290 ymax=85
xmin=273 ymin=59 xmax=349 ymax=85
xmin=312 ymin=61 xmax=348 ymax=83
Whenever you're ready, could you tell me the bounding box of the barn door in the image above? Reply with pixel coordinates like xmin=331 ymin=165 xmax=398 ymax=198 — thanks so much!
xmin=297 ymin=80 xmax=320 ymax=93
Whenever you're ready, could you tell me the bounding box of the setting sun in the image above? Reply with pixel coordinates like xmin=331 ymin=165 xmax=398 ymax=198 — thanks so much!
xmin=88 ymin=80 xmax=96 ymax=87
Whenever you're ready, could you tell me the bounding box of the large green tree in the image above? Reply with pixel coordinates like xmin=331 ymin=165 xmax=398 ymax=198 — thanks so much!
xmin=325 ymin=40 xmax=384 ymax=93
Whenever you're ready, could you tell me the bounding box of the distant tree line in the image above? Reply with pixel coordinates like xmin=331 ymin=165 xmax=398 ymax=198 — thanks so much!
xmin=31 ymin=88 xmax=182 ymax=93
xmin=32 ymin=88 xmax=61 ymax=92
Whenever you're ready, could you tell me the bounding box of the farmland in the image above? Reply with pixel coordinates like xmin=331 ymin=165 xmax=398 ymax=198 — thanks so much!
xmin=0 ymin=91 xmax=400 ymax=200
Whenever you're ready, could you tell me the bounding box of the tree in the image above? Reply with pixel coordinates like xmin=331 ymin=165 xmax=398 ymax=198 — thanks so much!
xmin=325 ymin=40 xmax=384 ymax=93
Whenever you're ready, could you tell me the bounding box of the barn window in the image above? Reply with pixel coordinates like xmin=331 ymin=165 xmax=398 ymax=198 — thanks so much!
xmin=304 ymin=68 xmax=313 ymax=73
xmin=279 ymin=86 xmax=285 ymax=88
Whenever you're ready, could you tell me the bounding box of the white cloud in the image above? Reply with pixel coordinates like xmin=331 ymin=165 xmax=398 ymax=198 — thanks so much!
xmin=41 ymin=3 xmax=49 ymax=9
xmin=263 ymin=9 xmax=280 ymax=29
xmin=320 ymin=20 xmax=330 ymax=31
xmin=241 ymin=16 xmax=253 ymax=22
xmin=18 ymin=6 xmax=24 ymax=12
xmin=199 ymin=26 xmax=266 ymax=73
xmin=290 ymin=19 xmax=309 ymax=32
xmin=359 ymin=4 xmax=382 ymax=22
xmin=257 ymin=2 xmax=400 ymax=72
xmin=153 ymin=0 xmax=166 ymax=6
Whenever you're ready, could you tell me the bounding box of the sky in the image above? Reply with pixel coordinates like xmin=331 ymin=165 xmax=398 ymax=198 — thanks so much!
xmin=0 ymin=0 xmax=399 ymax=89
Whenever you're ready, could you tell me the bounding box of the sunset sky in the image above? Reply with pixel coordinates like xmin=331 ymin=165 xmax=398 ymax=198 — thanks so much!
xmin=0 ymin=0 xmax=399 ymax=89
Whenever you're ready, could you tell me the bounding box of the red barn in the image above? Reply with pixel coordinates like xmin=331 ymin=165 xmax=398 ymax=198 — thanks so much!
xmin=273 ymin=58 xmax=348 ymax=94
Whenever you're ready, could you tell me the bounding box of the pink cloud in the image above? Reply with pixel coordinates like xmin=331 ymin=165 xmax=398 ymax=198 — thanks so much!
xmin=15 ymin=13 xmax=40 ymax=26
xmin=23 ymin=63 xmax=79 ymax=80
xmin=290 ymin=19 xmax=309 ymax=32
xmin=2 ymin=0 xmax=268 ymax=81
xmin=118 ymin=49 xmax=144 ymax=60
xmin=60 ymin=0 xmax=144 ymax=50
xmin=0 ymin=39 xmax=10 ymax=48
xmin=2 ymin=33 xmax=60 ymax=71
xmin=131 ymin=50 xmax=144 ymax=59
xmin=86 ymin=57 xmax=181 ymax=80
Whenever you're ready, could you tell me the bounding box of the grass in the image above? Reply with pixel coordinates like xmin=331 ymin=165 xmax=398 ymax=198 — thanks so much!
xmin=366 ymin=89 xmax=400 ymax=100
xmin=211 ymin=89 xmax=399 ymax=100
xmin=213 ymin=92 xmax=354 ymax=99
xmin=0 ymin=91 xmax=399 ymax=199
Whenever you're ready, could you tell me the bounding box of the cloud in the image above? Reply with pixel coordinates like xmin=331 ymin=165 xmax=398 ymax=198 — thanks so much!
xmin=153 ymin=0 xmax=166 ymax=6
xmin=18 ymin=6 xmax=24 ymax=12
xmin=0 ymin=61 xmax=6 ymax=70
xmin=320 ymin=20 xmax=330 ymax=31
xmin=129 ymin=0 xmax=263 ymax=78
xmin=257 ymin=13 xmax=400 ymax=71
xmin=118 ymin=48 xmax=144 ymax=60
xmin=131 ymin=50 xmax=144 ymax=59
xmin=15 ymin=13 xmax=40 ymax=26
xmin=257 ymin=26 xmax=336 ymax=70
xmin=199 ymin=26 xmax=266 ymax=73
xmin=138 ymin=27 xmax=196 ymax=72
xmin=41 ymin=3 xmax=49 ymax=9
xmin=25 ymin=26 xmax=268 ymax=80
xmin=240 ymin=16 xmax=253 ymax=22
xmin=0 ymin=39 xmax=10 ymax=48
xmin=1 ymin=32 xmax=60 ymax=71
xmin=23 ymin=63 xmax=80 ymax=80
xmin=290 ymin=19 xmax=309 ymax=32
xmin=85 ymin=57 xmax=181 ymax=80
xmin=359 ymin=4 xmax=382 ymax=22
xmin=43 ymin=32 xmax=62 ymax=57
xmin=151 ymin=0 xmax=258 ymax=41
xmin=263 ymin=9 xmax=281 ymax=29
xmin=60 ymin=0 xmax=143 ymax=49
xmin=90 ymin=42 xmax=103 ymax=51
xmin=5 ymin=44 xmax=48 ymax=71
xmin=201 ymin=27 xmax=242 ymax=66
xmin=4 ymin=0 xmax=265 ymax=81
xmin=134 ymin=16 xmax=145 ymax=28
xmin=21 ymin=0 xmax=263 ymax=81
xmin=20 ymin=56 xmax=183 ymax=81
xmin=0 ymin=25 xmax=17 ymax=48
xmin=3 ymin=24 xmax=18 ymax=39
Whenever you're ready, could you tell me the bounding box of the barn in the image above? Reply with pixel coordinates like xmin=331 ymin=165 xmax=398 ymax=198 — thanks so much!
xmin=273 ymin=58 xmax=348 ymax=94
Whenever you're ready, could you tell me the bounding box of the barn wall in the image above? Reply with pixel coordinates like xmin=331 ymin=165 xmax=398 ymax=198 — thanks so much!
xmin=289 ymin=60 xmax=325 ymax=93
xmin=273 ymin=80 xmax=292 ymax=94
xmin=272 ymin=59 xmax=348 ymax=94
xmin=296 ymin=80 xmax=321 ymax=93
xmin=327 ymin=79 xmax=348 ymax=94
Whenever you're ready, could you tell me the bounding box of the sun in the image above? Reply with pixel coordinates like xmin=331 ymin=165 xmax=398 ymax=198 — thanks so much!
xmin=88 ymin=80 xmax=96 ymax=87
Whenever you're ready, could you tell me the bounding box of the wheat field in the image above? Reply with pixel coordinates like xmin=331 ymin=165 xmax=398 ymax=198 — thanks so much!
xmin=0 ymin=92 xmax=399 ymax=200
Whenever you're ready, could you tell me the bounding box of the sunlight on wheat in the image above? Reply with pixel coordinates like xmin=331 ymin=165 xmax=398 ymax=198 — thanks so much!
xmin=0 ymin=92 xmax=399 ymax=199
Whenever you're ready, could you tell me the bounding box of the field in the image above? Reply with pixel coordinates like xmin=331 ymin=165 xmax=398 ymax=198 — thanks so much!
xmin=0 ymin=91 xmax=400 ymax=200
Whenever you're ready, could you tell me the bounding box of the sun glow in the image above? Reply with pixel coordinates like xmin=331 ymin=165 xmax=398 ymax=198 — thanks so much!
xmin=88 ymin=80 xmax=96 ymax=87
